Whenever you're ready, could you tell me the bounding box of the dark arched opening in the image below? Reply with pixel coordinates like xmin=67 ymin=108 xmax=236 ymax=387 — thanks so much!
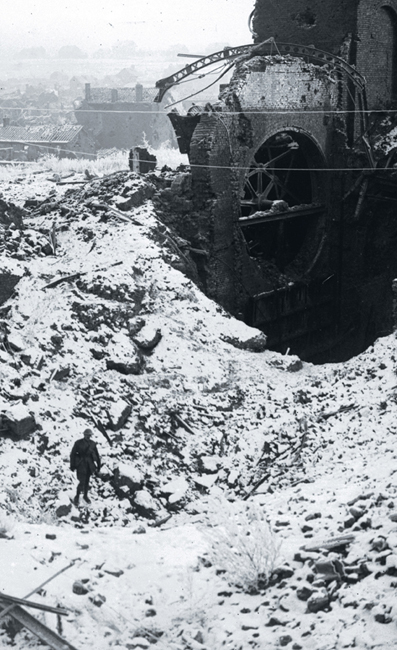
xmin=239 ymin=130 xmax=325 ymax=271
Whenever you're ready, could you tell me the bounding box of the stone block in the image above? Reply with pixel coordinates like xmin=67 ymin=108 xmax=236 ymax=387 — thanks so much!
xmin=2 ymin=404 xmax=36 ymax=438
xmin=73 ymin=580 xmax=89 ymax=595
xmin=106 ymin=400 xmax=132 ymax=431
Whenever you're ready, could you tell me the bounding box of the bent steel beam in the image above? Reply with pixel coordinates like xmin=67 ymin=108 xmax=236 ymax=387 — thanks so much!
xmin=154 ymin=40 xmax=367 ymax=103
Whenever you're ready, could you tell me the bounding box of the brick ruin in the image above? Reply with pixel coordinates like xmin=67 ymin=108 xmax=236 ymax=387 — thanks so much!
xmin=75 ymin=83 xmax=176 ymax=151
xmin=156 ymin=0 xmax=397 ymax=362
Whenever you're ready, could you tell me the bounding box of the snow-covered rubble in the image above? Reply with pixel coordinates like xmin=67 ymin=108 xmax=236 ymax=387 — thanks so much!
xmin=0 ymin=166 xmax=396 ymax=649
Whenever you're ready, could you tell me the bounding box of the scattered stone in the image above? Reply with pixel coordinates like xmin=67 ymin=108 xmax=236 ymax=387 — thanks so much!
xmin=301 ymin=525 xmax=313 ymax=533
xmin=373 ymin=606 xmax=392 ymax=624
xmin=344 ymin=515 xmax=356 ymax=529
xmin=132 ymin=525 xmax=146 ymax=534
xmin=349 ymin=506 xmax=366 ymax=520
xmin=287 ymin=359 xmax=303 ymax=372
xmin=107 ymin=400 xmax=132 ymax=431
xmin=273 ymin=565 xmax=295 ymax=580
xmin=7 ymin=331 xmax=25 ymax=352
xmin=52 ymin=366 xmax=70 ymax=381
xmin=55 ymin=502 xmax=72 ymax=518
xmin=371 ymin=537 xmax=388 ymax=552
xmin=305 ymin=513 xmax=322 ymax=521
xmin=307 ymin=592 xmax=329 ymax=613
xmin=89 ymin=593 xmax=106 ymax=607
xmin=161 ymin=476 xmax=189 ymax=498
xmin=113 ymin=463 xmax=143 ymax=497
xmin=73 ymin=580 xmax=89 ymax=595
xmin=145 ymin=607 xmax=157 ymax=617
xmin=199 ymin=455 xmax=221 ymax=474
xmin=45 ymin=534 xmax=56 ymax=540
xmin=296 ymin=585 xmax=313 ymax=601
xmin=314 ymin=559 xmax=345 ymax=582
xmin=2 ymin=404 xmax=36 ymax=438
xmin=134 ymin=489 xmax=159 ymax=518
xmin=106 ymin=355 xmax=144 ymax=375
xmin=279 ymin=635 xmax=293 ymax=647
xmin=265 ymin=617 xmax=286 ymax=627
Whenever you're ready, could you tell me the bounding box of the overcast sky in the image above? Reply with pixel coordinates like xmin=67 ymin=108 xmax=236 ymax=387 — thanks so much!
xmin=0 ymin=0 xmax=255 ymax=53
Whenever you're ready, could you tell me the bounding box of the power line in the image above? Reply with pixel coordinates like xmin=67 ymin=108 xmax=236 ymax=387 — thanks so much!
xmin=1 ymin=105 xmax=397 ymax=115
xmin=0 ymin=139 xmax=395 ymax=174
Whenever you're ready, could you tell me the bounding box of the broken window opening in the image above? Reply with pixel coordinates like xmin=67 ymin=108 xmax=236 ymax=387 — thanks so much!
xmin=292 ymin=8 xmax=317 ymax=29
xmin=239 ymin=131 xmax=324 ymax=271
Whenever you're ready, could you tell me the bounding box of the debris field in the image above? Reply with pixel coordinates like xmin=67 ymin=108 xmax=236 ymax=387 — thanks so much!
xmin=0 ymin=166 xmax=396 ymax=649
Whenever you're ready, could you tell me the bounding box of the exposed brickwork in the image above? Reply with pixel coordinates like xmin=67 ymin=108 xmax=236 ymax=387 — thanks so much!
xmin=356 ymin=0 xmax=397 ymax=106
xmin=253 ymin=0 xmax=397 ymax=108
xmin=167 ymin=2 xmax=397 ymax=360
xmin=252 ymin=0 xmax=359 ymax=57
xmin=189 ymin=57 xmax=340 ymax=320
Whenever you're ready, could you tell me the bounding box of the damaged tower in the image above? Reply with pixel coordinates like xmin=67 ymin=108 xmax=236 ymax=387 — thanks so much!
xmin=156 ymin=0 xmax=397 ymax=362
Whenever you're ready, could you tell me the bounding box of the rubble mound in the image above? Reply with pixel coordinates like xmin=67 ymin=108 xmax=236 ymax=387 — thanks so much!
xmin=0 ymin=167 xmax=397 ymax=649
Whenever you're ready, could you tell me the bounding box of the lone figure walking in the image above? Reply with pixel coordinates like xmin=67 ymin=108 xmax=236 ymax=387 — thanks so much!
xmin=70 ymin=429 xmax=101 ymax=505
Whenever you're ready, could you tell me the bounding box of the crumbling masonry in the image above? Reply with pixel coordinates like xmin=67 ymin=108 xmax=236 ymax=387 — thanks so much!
xmin=157 ymin=0 xmax=397 ymax=362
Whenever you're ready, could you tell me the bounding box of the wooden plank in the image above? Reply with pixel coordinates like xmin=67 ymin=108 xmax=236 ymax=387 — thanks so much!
xmin=239 ymin=205 xmax=324 ymax=227
xmin=0 ymin=593 xmax=68 ymax=616
xmin=302 ymin=534 xmax=355 ymax=552
xmin=0 ymin=603 xmax=79 ymax=650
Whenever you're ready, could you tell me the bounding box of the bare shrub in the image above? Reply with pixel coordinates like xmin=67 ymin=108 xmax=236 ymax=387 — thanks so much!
xmin=202 ymin=497 xmax=282 ymax=593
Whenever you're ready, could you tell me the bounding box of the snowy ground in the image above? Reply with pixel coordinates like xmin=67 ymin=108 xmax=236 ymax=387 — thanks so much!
xmin=0 ymin=165 xmax=396 ymax=650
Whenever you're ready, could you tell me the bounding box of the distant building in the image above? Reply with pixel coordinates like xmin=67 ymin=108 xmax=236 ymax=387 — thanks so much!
xmin=0 ymin=121 xmax=96 ymax=161
xmin=74 ymin=83 xmax=176 ymax=150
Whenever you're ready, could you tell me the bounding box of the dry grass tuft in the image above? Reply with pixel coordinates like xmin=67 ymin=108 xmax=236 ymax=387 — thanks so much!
xmin=202 ymin=497 xmax=282 ymax=593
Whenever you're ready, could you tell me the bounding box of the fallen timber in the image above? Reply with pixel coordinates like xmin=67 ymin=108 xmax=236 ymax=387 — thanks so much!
xmin=0 ymin=561 xmax=79 ymax=650
xmin=0 ymin=602 xmax=79 ymax=650
xmin=0 ymin=593 xmax=68 ymax=616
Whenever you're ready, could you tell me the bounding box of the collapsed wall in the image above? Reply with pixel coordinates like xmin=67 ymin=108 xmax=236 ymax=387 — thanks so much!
xmin=164 ymin=46 xmax=397 ymax=362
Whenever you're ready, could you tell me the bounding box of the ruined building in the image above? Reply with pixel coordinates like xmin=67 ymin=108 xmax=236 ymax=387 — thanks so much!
xmin=74 ymin=83 xmax=176 ymax=151
xmin=155 ymin=0 xmax=397 ymax=362
xmin=0 ymin=122 xmax=95 ymax=161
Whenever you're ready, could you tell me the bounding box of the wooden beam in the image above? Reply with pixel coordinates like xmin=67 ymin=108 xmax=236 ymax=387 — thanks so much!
xmin=0 ymin=593 xmax=68 ymax=616
xmin=0 ymin=603 xmax=79 ymax=650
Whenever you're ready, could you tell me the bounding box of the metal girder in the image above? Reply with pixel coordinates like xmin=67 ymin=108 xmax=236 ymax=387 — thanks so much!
xmin=154 ymin=40 xmax=367 ymax=103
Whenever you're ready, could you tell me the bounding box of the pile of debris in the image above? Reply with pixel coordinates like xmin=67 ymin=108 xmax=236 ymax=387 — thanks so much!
xmin=0 ymin=164 xmax=397 ymax=649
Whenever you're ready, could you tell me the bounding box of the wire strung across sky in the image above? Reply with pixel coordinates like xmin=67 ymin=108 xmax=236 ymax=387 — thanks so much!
xmin=1 ymin=106 xmax=397 ymax=115
xmin=0 ymin=139 xmax=395 ymax=174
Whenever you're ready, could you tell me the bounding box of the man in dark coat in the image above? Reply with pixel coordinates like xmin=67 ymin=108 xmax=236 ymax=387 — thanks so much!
xmin=70 ymin=429 xmax=101 ymax=505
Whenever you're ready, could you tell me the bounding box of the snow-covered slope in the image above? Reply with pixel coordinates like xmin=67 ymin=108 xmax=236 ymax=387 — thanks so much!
xmin=0 ymin=167 xmax=396 ymax=650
